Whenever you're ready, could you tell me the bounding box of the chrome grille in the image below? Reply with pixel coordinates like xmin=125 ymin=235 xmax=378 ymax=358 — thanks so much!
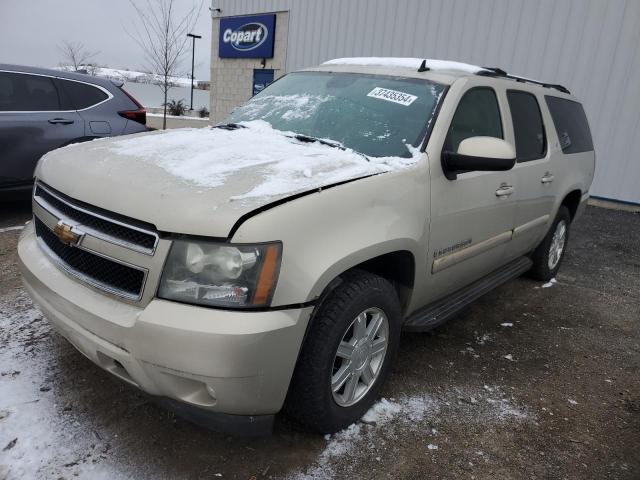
xmin=34 ymin=217 xmax=146 ymax=299
xmin=34 ymin=182 xmax=158 ymax=254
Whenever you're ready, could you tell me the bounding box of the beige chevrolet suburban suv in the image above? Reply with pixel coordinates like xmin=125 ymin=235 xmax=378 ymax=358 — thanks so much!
xmin=18 ymin=58 xmax=595 ymax=434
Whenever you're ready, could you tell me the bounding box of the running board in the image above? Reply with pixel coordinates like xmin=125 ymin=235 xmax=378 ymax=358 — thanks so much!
xmin=403 ymin=256 xmax=533 ymax=332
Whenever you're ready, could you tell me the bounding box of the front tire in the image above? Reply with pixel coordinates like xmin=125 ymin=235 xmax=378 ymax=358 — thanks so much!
xmin=528 ymin=206 xmax=571 ymax=281
xmin=285 ymin=270 xmax=402 ymax=433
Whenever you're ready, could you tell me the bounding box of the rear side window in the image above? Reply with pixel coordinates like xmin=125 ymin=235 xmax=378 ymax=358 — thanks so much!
xmin=445 ymin=87 xmax=503 ymax=152
xmin=0 ymin=72 xmax=60 ymax=111
xmin=507 ymin=90 xmax=546 ymax=162
xmin=545 ymin=96 xmax=593 ymax=153
xmin=58 ymin=79 xmax=109 ymax=110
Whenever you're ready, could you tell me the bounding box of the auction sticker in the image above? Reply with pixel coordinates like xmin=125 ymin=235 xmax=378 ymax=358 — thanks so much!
xmin=367 ymin=87 xmax=417 ymax=106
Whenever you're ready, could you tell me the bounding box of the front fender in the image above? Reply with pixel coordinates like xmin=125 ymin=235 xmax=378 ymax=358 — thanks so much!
xmin=230 ymin=165 xmax=429 ymax=307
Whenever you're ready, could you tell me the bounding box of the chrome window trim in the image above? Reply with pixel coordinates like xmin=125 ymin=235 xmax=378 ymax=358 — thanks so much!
xmin=34 ymin=217 xmax=148 ymax=301
xmin=0 ymin=69 xmax=114 ymax=113
xmin=34 ymin=181 xmax=159 ymax=255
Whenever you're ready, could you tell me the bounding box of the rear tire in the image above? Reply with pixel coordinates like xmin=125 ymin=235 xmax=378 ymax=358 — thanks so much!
xmin=528 ymin=206 xmax=571 ymax=281
xmin=285 ymin=270 xmax=402 ymax=433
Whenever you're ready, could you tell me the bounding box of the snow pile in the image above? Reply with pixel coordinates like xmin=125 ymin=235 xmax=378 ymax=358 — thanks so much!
xmin=290 ymin=387 xmax=531 ymax=479
xmin=106 ymin=120 xmax=419 ymax=200
xmin=56 ymin=65 xmax=193 ymax=87
xmin=323 ymin=57 xmax=489 ymax=74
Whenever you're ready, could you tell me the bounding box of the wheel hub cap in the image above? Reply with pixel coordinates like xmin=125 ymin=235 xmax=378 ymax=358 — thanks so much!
xmin=548 ymin=220 xmax=567 ymax=270
xmin=331 ymin=307 xmax=389 ymax=407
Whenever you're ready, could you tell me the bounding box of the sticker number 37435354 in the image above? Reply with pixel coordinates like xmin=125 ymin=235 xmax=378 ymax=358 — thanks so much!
xmin=367 ymin=87 xmax=418 ymax=106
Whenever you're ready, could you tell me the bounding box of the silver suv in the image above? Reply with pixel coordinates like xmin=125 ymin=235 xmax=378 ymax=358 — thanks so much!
xmin=18 ymin=58 xmax=595 ymax=434
xmin=0 ymin=64 xmax=148 ymax=195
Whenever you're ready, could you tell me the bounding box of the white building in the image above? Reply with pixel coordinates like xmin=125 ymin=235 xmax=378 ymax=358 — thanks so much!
xmin=210 ymin=0 xmax=640 ymax=204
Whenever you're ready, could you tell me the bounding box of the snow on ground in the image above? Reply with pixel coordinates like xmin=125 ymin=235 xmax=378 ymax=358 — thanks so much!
xmin=323 ymin=57 xmax=489 ymax=74
xmin=0 ymin=289 xmax=127 ymax=480
xmin=289 ymin=388 xmax=532 ymax=480
xmin=55 ymin=65 xmax=193 ymax=87
xmin=106 ymin=120 xmax=419 ymax=201
xmin=0 ymin=226 xmax=24 ymax=234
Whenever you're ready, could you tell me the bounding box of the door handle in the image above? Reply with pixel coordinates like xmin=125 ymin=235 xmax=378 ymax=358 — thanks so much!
xmin=541 ymin=172 xmax=554 ymax=184
xmin=495 ymin=184 xmax=514 ymax=197
xmin=48 ymin=118 xmax=74 ymax=125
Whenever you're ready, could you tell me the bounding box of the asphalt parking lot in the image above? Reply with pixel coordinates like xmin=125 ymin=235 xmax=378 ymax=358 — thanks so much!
xmin=1 ymin=200 xmax=638 ymax=480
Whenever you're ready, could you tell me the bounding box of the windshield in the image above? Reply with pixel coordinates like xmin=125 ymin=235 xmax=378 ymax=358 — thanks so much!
xmin=224 ymin=72 xmax=446 ymax=158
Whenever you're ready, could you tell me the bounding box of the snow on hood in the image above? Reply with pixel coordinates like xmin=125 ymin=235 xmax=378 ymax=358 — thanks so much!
xmin=323 ymin=57 xmax=489 ymax=74
xmin=106 ymin=120 xmax=419 ymax=201
xmin=37 ymin=121 xmax=422 ymax=237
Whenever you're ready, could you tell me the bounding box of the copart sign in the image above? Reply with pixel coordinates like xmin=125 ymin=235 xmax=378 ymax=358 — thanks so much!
xmin=219 ymin=14 xmax=276 ymax=58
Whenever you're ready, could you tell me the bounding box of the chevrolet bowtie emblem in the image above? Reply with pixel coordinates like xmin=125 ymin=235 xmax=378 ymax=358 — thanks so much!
xmin=53 ymin=221 xmax=82 ymax=246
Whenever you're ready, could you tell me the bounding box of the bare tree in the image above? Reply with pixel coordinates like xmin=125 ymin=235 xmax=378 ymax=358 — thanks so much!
xmin=126 ymin=0 xmax=201 ymax=129
xmin=58 ymin=40 xmax=99 ymax=71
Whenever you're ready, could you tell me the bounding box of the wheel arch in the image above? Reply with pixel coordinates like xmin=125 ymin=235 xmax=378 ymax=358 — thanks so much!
xmin=308 ymin=247 xmax=417 ymax=317
xmin=561 ymin=189 xmax=582 ymax=221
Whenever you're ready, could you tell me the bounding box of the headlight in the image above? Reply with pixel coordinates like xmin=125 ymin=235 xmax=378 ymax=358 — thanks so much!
xmin=158 ymin=240 xmax=282 ymax=308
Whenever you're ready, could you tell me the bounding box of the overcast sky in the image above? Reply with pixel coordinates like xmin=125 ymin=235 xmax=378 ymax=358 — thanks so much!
xmin=0 ymin=0 xmax=212 ymax=80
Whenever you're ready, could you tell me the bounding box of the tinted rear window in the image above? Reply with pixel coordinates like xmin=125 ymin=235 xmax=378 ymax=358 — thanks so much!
xmin=507 ymin=90 xmax=546 ymax=162
xmin=545 ymin=96 xmax=593 ymax=154
xmin=0 ymin=72 xmax=60 ymax=111
xmin=59 ymin=79 xmax=109 ymax=110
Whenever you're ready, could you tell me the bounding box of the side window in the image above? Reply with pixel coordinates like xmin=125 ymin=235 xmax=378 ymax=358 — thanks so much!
xmin=444 ymin=87 xmax=503 ymax=152
xmin=0 ymin=73 xmax=14 ymax=111
xmin=507 ymin=90 xmax=546 ymax=162
xmin=0 ymin=72 xmax=60 ymax=111
xmin=59 ymin=79 xmax=109 ymax=110
xmin=545 ymin=96 xmax=593 ymax=154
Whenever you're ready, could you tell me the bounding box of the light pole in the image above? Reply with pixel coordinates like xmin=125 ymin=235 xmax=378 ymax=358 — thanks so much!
xmin=187 ymin=33 xmax=202 ymax=111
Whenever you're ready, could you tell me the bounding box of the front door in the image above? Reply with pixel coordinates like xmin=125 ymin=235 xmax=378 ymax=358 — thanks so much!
xmin=426 ymin=84 xmax=518 ymax=301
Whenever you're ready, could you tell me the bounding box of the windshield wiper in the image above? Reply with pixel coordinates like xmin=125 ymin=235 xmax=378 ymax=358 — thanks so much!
xmin=292 ymin=133 xmax=342 ymax=149
xmin=290 ymin=133 xmax=370 ymax=161
xmin=214 ymin=123 xmax=246 ymax=130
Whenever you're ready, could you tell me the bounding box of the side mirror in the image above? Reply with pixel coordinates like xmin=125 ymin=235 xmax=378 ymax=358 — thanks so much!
xmin=442 ymin=136 xmax=516 ymax=180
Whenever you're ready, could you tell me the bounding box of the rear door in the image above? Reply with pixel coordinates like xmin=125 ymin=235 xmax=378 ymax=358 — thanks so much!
xmin=0 ymin=71 xmax=84 ymax=186
xmin=55 ymin=78 xmax=116 ymax=137
xmin=505 ymin=89 xmax=558 ymax=260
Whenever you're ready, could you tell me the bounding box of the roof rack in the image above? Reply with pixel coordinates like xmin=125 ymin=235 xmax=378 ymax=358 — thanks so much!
xmin=477 ymin=67 xmax=571 ymax=94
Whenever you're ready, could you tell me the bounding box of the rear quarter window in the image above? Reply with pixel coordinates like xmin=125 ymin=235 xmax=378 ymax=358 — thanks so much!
xmin=545 ymin=96 xmax=593 ymax=154
xmin=58 ymin=79 xmax=109 ymax=110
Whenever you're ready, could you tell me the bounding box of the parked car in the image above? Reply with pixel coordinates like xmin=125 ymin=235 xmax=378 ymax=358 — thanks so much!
xmin=0 ymin=64 xmax=147 ymax=195
xmin=18 ymin=58 xmax=594 ymax=434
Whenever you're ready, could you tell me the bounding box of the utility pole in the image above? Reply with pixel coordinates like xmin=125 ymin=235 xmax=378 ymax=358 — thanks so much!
xmin=187 ymin=32 xmax=202 ymax=110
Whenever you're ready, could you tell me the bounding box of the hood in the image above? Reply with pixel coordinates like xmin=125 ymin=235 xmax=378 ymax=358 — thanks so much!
xmin=36 ymin=121 xmax=418 ymax=237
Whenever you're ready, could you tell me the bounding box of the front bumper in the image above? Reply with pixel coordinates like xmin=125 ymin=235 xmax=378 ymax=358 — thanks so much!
xmin=18 ymin=223 xmax=312 ymax=425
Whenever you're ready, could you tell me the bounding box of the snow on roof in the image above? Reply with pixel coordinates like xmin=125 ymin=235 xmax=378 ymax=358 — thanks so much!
xmin=322 ymin=57 xmax=489 ymax=75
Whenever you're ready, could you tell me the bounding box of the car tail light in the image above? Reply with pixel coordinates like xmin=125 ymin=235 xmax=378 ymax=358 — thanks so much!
xmin=118 ymin=87 xmax=146 ymax=125
xmin=118 ymin=108 xmax=146 ymax=125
